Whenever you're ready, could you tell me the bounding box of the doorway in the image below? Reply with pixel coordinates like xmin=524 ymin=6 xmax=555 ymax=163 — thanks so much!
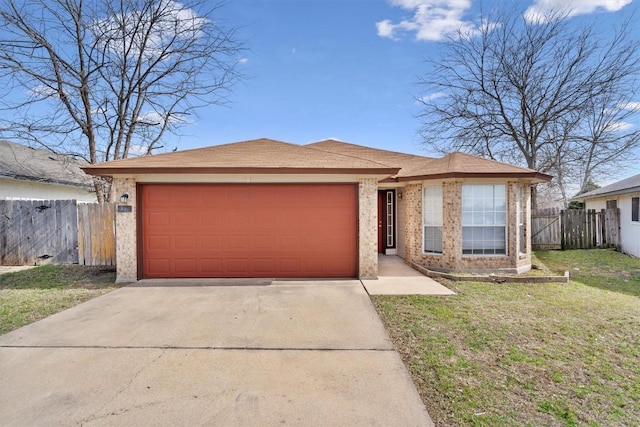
xmin=377 ymin=190 xmax=396 ymax=254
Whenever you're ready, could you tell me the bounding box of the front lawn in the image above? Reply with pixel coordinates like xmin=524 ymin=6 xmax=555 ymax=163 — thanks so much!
xmin=0 ymin=265 xmax=119 ymax=335
xmin=373 ymin=249 xmax=640 ymax=426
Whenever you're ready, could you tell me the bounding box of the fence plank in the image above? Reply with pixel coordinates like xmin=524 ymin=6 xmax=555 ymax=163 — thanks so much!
xmin=0 ymin=201 xmax=19 ymax=264
xmin=557 ymin=208 xmax=621 ymax=251
xmin=77 ymin=204 xmax=86 ymax=265
xmin=531 ymin=207 xmax=561 ymax=249
xmin=0 ymin=200 xmax=115 ymax=266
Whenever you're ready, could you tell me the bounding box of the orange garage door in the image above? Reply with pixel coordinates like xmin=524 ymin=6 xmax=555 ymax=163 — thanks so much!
xmin=140 ymin=184 xmax=358 ymax=278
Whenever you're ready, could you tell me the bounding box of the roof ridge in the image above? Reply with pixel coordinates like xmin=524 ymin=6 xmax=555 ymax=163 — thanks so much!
xmin=304 ymin=142 xmax=398 ymax=168
xmin=308 ymin=139 xmax=434 ymax=161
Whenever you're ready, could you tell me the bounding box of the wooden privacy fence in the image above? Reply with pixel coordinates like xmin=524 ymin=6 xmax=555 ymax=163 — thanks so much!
xmin=0 ymin=200 xmax=115 ymax=266
xmin=561 ymin=208 xmax=620 ymax=250
xmin=531 ymin=207 xmax=562 ymax=249
xmin=77 ymin=203 xmax=116 ymax=266
xmin=531 ymin=208 xmax=620 ymax=250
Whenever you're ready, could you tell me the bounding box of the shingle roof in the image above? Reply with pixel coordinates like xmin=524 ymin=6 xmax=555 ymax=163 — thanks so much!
xmin=577 ymin=173 xmax=640 ymax=200
xmin=82 ymin=137 xmax=552 ymax=182
xmin=307 ymin=140 xmax=436 ymax=177
xmin=307 ymin=140 xmax=551 ymax=181
xmin=83 ymin=138 xmax=399 ymax=176
xmin=399 ymin=152 xmax=552 ymax=181
xmin=0 ymin=140 xmax=93 ymax=189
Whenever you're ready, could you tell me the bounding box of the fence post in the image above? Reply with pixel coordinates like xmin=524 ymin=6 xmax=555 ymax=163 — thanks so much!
xmin=560 ymin=209 xmax=566 ymax=250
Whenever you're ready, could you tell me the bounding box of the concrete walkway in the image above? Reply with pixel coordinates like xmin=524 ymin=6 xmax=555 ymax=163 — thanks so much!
xmin=0 ymin=280 xmax=433 ymax=426
xmin=362 ymin=255 xmax=456 ymax=296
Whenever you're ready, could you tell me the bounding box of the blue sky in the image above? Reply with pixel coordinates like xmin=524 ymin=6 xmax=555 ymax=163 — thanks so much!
xmin=175 ymin=0 xmax=640 ymax=177
xmin=184 ymin=0 xmax=428 ymax=155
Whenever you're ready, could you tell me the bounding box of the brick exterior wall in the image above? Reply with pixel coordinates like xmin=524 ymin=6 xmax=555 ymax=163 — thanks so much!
xmin=113 ymin=178 xmax=137 ymax=282
xmin=396 ymin=189 xmax=406 ymax=259
xmin=401 ymin=180 xmax=532 ymax=273
xmin=358 ymin=178 xmax=378 ymax=279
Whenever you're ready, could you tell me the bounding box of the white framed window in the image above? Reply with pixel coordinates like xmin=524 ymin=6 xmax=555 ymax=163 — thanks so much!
xmin=462 ymin=184 xmax=507 ymax=255
xmin=423 ymin=185 xmax=443 ymax=254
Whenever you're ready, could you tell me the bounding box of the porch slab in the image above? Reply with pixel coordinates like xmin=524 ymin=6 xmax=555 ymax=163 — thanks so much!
xmin=362 ymin=276 xmax=456 ymax=295
xmin=363 ymin=256 xmax=456 ymax=296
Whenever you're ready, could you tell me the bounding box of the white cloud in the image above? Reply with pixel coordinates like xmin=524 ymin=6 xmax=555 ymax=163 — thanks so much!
xmin=606 ymin=121 xmax=633 ymax=132
xmin=619 ymin=101 xmax=640 ymax=112
xmin=375 ymin=0 xmax=479 ymax=42
xmin=94 ymin=0 xmax=207 ymax=60
xmin=28 ymin=84 xmax=57 ymax=98
xmin=137 ymin=110 xmax=186 ymax=126
xmin=524 ymin=0 xmax=633 ymax=23
xmin=237 ymin=57 xmax=249 ymax=64
xmin=417 ymin=92 xmax=446 ymax=103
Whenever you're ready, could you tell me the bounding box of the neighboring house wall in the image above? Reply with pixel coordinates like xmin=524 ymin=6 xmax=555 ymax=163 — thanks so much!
xmin=585 ymin=193 xmax=640 ymax=258
xmin=0 ymin=178 xmax=96 ymax=202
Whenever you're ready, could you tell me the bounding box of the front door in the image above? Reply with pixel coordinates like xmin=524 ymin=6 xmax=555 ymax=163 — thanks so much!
xmin=377 ymin=190 xmax=395 ymax=254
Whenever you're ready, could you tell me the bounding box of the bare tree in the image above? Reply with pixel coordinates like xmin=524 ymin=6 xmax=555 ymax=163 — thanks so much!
xmin=0 ymin=0 xmax=244 ymax=201
xmin=417 ymin=6 xmax=640 ymax=207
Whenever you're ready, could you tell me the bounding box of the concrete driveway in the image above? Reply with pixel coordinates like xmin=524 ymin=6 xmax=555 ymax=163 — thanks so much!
xmin=0 ymin=280 xmax=433 ymax=426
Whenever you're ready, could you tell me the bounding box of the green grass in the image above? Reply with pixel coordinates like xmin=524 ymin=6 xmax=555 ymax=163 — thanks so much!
xmin=0 ymin=265 xmax=119 ymax=334
xmin=373 ymin=249 xmax=640 ymax=426
xmin=536 ymin=249 xmax=640 ymax=297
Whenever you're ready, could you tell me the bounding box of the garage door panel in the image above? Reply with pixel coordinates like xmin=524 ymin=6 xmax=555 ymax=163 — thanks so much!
xmin=201 ymin=258 xmax=223 ymax=273
xmin=252 ymin=234 xmax=273 ymax=251
xmin=147 ymin=235 xmax=171 ymax=251
xmin=141 ymin=184 xmax=357 ymax=278
xmin=226 ymin=258 xmax=250 ymax=274
xmin=148 ymin=212 xmax=171 ymax=227
xmin=174 ymin=258 xmax=198 ymax=274
xmin=251 ymin=258 xmax=277 ymax=274
xmin=200 ymin=235 xmax=223 ymax=250
xmin=147 ymin=258 xmax=172 ymax=275
xmin=174 ymin=235 xmax=196 ymax=250
xmin=225 ymin=235 xmax=250 ymax=251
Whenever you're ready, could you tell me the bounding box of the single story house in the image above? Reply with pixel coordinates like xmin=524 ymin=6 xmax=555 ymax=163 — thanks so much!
xmin=83 ymin=138 xmax=551 ymax=282
xmin=0 ymin=140 xmax=96 ymax=202
xmin=576 ymin=173 xmax=640 ymax=258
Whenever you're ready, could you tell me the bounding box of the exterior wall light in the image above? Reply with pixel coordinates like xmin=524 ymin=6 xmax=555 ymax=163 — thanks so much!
xmin=120 ymin=193 xmax=129 ymax=204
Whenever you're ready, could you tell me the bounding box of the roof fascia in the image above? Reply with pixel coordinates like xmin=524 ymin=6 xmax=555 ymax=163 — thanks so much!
xmin=82 ymin=166 xmax=401 ymax=177
xmin=575 ymin=186 xmax=640 ymax=201
xmin=396 ymin=172 xmax=552 ymax=183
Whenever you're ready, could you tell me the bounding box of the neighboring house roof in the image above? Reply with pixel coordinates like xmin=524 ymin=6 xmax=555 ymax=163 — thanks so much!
xmin=83 ymin=138 xmax=552 ymax=182
xmin=0 ymin=140 xmax=93 ymax=189
xmin=576 ymin=173 xmax=640 ymax=200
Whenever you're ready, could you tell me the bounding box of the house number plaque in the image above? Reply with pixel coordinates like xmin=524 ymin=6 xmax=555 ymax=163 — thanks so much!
xmin=117 ymin=205 xmax=132 ymax=213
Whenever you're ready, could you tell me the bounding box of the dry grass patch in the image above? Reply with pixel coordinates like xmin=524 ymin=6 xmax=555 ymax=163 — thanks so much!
xmin=373 ymin=250 xmax=640 ymax=426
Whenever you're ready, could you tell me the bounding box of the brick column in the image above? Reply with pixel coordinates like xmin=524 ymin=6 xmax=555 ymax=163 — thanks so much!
xmin=507 ymin=181 xmax=519 ymax=266
xmin=403 ymin=183 xmax=422 ymax=264
xmin=442 ymin=180 xmax=462 ymax=270
xmin=113 ymin=178 xmax=137 ymax=283
xmin=358 ymin=178 xmax=378 ymax=279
